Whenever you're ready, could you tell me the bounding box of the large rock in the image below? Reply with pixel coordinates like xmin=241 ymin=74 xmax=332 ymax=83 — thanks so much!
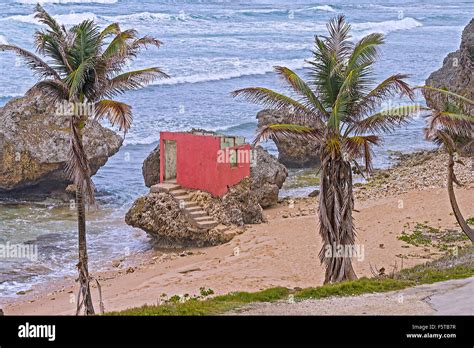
xmin=142 ymin=146 xmax=160 ymax=187
xmin=424 ymin=19 xmax=473 ymax=109
xmin=125 ymin=192 xmax=234 ymax=248
xmin=0 ymin=93 xmax=123 ymax=199
xmin=257 ymin=109 xmax=320 ymax=168
xmin=250 ymin=145 xmax=287 ymax=208
xmin=188 ymin=178 xmax=265 ymax=226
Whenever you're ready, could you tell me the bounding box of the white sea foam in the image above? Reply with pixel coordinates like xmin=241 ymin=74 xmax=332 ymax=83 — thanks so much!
xmin=303 ymin=5 xmax=336 ymax=12
xmin=0 ymin=35 xmax=8 ymax=45
xmin=151 ymin=58 xmax=306 ymax=86
xmin=352 ymin=17 xmax=422 ymax=35
xmin=17 ymin=0 xmax=117 ymax=4
xmin=4 ymin=12 xmax=98 ymax=25
xmin=101 ymin=12 xmax=172 ymax=23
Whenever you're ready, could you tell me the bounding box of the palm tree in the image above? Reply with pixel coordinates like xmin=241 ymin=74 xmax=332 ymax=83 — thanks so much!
xmin=0 ymin=5 xmax=168 ymax=314
xmin=421 ymin=86 xmax=474 ymax=242
xmin=232 ymin=15 xmax=417 ymax=283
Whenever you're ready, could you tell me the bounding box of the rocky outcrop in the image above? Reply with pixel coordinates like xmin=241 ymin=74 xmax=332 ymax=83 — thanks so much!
xmin=257 ymin=109 xmax=320 ymax=168
xmin=0 ymin=93 xmax=123 ymax=199
xmin=188 ymin=178 xmax=265 ymax=226
xmin=125 ymin=192 xmax=235 ymax=248
xmin=142 ymin=146 xmax=160 ymax=187
xmin=424 ymin=19 xmax=473 ymax=109
xmin=141 ymin=143 xmax=288 ymax=208
xmin=250 ymin=145 xmax=287 ymax=208
xmin=125 ymin=179 xmax=264 ymax=247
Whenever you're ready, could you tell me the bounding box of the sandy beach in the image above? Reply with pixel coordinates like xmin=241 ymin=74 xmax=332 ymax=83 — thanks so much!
xmin=2 ymin=151 xmax=472 ymax=315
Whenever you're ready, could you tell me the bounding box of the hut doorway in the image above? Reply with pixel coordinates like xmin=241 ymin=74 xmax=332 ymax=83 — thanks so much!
xmin=163 ymin=140 xmax=177 ymax=182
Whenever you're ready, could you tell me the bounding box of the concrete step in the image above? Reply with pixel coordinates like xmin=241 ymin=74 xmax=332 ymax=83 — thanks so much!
xmin=181 ymin=201 xmax=198 ymax=208
xmin=188 ymin=210 xmax=207 ymax=218
xmin=186 ymin=206 xmax=202 ymax=212
xmin=150 ymin=183 xmax=181 ymax=193
xmin=194 ymin=216 xmax=217 ymax=223
xmin=168 ymin=185 xmax=182 ymax=192
xmin=174 ymin=194 xmax=192 ymax=202
xmin=170 ymin=189 xmax=188 ymax=196
xmin=196 ymin=220 xmax=219 ymax=229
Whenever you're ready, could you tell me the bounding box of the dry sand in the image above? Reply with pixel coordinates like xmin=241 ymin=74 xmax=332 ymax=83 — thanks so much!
xmin=2 ymin=184 xmax=472 ymax=315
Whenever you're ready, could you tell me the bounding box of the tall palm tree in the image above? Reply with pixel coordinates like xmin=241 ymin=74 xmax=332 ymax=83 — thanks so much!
xmin=0 ymin=5 xmax=168 ymax=314
xmin=232 ymin=15 xmax=417 ymax=283
xmin=421 ymin=86 xmax=474 ymax=242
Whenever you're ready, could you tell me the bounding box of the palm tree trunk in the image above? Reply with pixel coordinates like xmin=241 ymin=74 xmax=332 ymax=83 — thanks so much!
xmin=447 ymin=153 xmax=474 ymax=242
xmin=318 ymin=155 xmax=358 ymax=283
xmin=76 ymin=181 xmax=95 ymax=315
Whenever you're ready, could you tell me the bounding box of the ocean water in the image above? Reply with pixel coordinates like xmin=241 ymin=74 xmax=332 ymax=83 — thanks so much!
xmin=0 ymin=0 xmax=472 ymax=298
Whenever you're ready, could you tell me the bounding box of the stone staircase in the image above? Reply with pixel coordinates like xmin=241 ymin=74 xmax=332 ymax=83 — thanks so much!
xmin=150 ymin=183 xmax=219 ymax=230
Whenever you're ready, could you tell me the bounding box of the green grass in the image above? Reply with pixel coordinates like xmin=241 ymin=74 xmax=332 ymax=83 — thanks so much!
xmin=398 ymin=222 xmax=469 ymax=251
xmin=110 ymin=247 xmax=474 ymax=316
xmin=467 ymin=217 xmax=474 ymax=225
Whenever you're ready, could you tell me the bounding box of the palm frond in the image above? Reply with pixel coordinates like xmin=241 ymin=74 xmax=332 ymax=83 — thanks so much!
xmin=65 ymin=57 xmax=96 ymax=99
xmin=34 ymin=31 xmax=72 ymax=74
xmin=274 ymin=66 xmax=330 ymax=120
xmin=417 ymin=85 xmax=474 ymax=106
xmin=231 ymin=87 xmax=313 ymax=116
xmin=100 ymin=23 xmax=121 ymax=40
xmin=102 ymin=29 xmax=138 ymax=59
xmin=425 ymin=110 xmax=473 ymax=139
xmin=127 ymin=36 xmax=163 ymax=58
xmin=29 ymin=79 xmax=69 ymax=103
xmin=254 ymin=123 xmax=322 ymax=145
xmin=34 ymin=4 xmax=66 ymax=39
xmin=329 ymin=70 xmax=356 ymax=129
xmin=95 ymin=99 xmax=132 ymax=133
xmin=324 ymin=15 xmax=353 ymax=61
xmin=349 ymin=74 xmax=414 ymax=119
xmin=104 ymin=67 xmax=169 ymax=98
xmin=351 ymin=105 xmax=424 ymax=134
xmin=344 ymin=135 xmax=380 ymax=173
xmin=346 ymin=33 xmax=384 ymax=73
xmin=0 ymin=45 xmax=60 ymax=80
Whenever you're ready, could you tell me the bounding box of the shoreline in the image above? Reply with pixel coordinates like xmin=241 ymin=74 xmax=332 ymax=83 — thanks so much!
xmin=2 ymin=150 xmax=472 ymax=315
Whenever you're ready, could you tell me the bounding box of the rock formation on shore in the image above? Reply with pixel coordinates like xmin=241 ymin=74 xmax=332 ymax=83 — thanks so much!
xmin=125 ymin=192 xmax=236 ymax=247
xmin=142 ymin=145 xmax=160 ymax=188
xmin=127 ymin=139 xmax=288 ymax=247
xmin=256 ymin=109 xmax=320 ymax=168
xmin=424 ymin=19 xmax=473 ymax=109
xmin=0 ymin=93 xmax=123 ymax=199
xmin=250 ymin=145 xmax=287 ymax=208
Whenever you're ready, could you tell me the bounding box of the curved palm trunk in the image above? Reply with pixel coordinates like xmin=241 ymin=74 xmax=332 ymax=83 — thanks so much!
xmin=447 ymin=153 xmax=474 ymax=242
xmin=76 ymin=181 xmax=95 ymax=315
xmin=318 ymin=155 xmax=358 ymax=283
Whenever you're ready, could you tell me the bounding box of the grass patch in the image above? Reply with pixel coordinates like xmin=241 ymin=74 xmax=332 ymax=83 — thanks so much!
xmin=110 ymin=246 xmax=474 ymax=316
xmin=398 ymin=222 xmax=469 ymax=251
xmin=109 ymin=287 xmax=290 ymax=316
xmin=466 ymin=217 xmax=474 ymax=225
